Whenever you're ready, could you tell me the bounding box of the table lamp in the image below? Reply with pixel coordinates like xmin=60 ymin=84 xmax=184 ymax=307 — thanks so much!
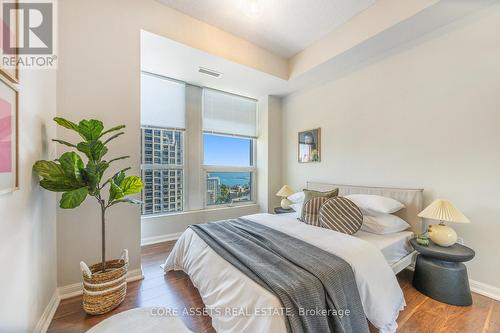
xmin=276 ymin=185 xmax=294 ymax=209
xmin=418 ymin=199 xmax=470 ymax=247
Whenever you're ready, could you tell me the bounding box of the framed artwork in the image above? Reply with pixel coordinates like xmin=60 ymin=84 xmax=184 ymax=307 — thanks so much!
xmin=298 ymin=128 xmax=321 ymax=163
xmin=0 ymin=0 xmax=19 ymax=83
xmin=0 ymin=75 xmax=18 ymax=194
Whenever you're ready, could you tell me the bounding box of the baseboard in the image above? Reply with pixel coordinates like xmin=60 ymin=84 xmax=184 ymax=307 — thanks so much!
xmin=58 ymin=267 xmax=144 ymax=300
xmin=403 ymin=267 xmax=500 ymax=302
xmin=470 ymin=279 xmax=500 ymax=301
xmin=34 ymin=289 xmax=60 ymax=333
xmin=141 ymin=232 xmax=182 ymax=246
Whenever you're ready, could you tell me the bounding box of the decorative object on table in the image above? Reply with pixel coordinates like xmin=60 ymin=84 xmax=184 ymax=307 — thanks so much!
xmin=410 ymin=238 xmax=475 ymax=306
xmin=33 ymin=118 xmax=144 ymax=315
xmin=417 ymin=199 xmax=470 ymax=247
xmin=0 ymin=76 xmax=18 ymax=194
xmin=274 ymin=206 xmax=295 ymax=214
xmin=416 ymin=233 xmax=430 ymax=246
xmin=276 ymin=185 xmax=294 ymax=209
xmin=86 ymin=307 xmax=193 ymax=333
xmin=0 ymin=0 xmax=19 ymax=84
xmin=298 ymin=128 xmax=321 ymax=163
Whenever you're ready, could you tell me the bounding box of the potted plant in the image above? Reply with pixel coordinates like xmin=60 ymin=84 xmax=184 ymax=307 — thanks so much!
xmin=33 ymin=117 xmax=143 ymax=315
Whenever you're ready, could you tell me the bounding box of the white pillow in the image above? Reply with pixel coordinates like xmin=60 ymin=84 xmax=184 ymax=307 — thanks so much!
xmin=344 ymin=194 xmax=405 ymax=214
xmin=361 ymin=212 xmax=410 ymax=235
xmin=289 ymin=203 xmax=303 ymax=216
xmin=288 ymin=191 xmax=305 ymax=204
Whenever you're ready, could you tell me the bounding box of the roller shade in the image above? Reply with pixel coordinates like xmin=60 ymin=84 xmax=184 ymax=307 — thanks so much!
xmin=141 ymin=72 xmax=186 ymax=129
xmin=203 ymin=88 xmax=257 ymax=138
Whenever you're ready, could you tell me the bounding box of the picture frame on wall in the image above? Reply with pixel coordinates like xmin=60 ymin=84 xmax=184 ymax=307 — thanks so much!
xmin=0 ymin=0 xmax=19 ymax=83
xmin=0 ymin=75 xmax=18 ymax=194
xmin=298 ymin=128 xmax=321 ymax=163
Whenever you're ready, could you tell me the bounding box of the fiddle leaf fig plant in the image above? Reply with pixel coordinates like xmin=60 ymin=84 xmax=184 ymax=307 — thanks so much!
xmin=33 ymin=118 xmax=143 ymax=272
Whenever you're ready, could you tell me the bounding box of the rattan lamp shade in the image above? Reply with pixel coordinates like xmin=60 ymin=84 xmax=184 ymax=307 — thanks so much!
xmin=418 ymin=199 xmax=470 ymax=223
xmin=276 ymin=185 xmax=294 ymax=197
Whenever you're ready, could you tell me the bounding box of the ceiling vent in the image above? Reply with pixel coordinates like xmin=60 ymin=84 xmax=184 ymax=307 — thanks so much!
xmin=198 ymin=66 xmax=222 ymax=78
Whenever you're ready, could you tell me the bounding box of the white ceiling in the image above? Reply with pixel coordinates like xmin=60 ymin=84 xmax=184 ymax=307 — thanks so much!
xmin=157 ymin=0 xmax=375 ymax=58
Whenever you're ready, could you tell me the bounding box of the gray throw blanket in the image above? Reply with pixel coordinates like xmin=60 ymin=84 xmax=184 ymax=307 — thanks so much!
xmin=189 ymin=218 xmax=369 ymax=333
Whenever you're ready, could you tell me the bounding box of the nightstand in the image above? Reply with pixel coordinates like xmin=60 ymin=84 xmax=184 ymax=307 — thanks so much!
xmin=274 ymin=207 xmax=295 ymax=214
xmin=410 ymin=238 xmax=475 ymax=306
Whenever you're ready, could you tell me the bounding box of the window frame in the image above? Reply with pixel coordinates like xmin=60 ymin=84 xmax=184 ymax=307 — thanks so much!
xmin=202 ymin=132 xmax=257 ymax=208
xmin=140 ymin=126 xmax=186 ymax=216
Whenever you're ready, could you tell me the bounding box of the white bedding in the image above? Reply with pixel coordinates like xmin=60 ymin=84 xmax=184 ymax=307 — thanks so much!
xmin=163 ymin=213 xmax=406 ymax=333
xmin=354 ymin=230 xmax=414 ymax=265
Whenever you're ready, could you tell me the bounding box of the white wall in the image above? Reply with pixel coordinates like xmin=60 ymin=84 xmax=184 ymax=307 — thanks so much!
xmin=282 ymin=5 xmax=500 ymax=289
xmin=57 ymin=0 xmax=285 ymax=286
xmin=0 ymin=69 xmax=57 ymax=331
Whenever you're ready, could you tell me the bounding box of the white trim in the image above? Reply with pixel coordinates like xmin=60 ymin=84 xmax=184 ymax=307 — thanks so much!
xmin=58 ymin=267 xmax=144 ymax=300
xmin=34 ymin=290 xmax=60 ymax=333
xmin=470 ymin=279 xmax=500 ymax=302
xmin=141 ymin=232 xmax=182 ymax=246
xmin=141 ymin=203 xmax=258 ymax=220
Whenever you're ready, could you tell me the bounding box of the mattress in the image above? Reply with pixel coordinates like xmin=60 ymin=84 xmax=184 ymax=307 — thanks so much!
xmin=280 ymin=211 xmax=414 ymax=265
xmin=354 ymin=230 xmax=414 ymax=265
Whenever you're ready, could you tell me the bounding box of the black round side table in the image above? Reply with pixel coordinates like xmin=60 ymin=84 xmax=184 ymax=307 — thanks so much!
xmin=410 ymin=238 xmax=475 ymax=306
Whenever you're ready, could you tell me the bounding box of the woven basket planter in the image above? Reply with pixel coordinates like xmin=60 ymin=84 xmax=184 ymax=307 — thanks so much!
xmin=80 ymin=249 xmax=129 ymax=315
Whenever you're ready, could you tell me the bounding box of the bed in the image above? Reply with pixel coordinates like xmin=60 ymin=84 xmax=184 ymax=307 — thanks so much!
xmin=163 ymin=184 xmax=423 ymax=333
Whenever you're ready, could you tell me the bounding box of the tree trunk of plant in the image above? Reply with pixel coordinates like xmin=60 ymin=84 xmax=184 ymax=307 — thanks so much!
xmin=101 ymin=200 xmax=106 ymax=272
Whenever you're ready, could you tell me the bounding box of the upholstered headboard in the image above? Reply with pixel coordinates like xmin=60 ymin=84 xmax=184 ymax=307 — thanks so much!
xmin=306 ymin=182 xmax=424 ymax=234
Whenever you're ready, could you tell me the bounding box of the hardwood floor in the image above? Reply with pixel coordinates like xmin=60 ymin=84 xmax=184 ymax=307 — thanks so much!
xmin=48 ymin=241 xmax=500 ymax=333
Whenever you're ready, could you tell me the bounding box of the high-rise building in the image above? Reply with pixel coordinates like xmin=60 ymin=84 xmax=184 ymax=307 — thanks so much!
xmin=141 ymin=127 xmax=184 ymax=215
xmin=206 ymin=176 xmax=221 ymax=205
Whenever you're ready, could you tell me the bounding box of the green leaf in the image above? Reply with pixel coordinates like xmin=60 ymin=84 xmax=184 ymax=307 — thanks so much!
xmin=78 ymin=120 xmax=104 ymax=141
xmin=108 ymin=156 xmax=130 ymax=164
xmin=103 ymin=132 xmax=124 ymax=144
xmin=114 ymin=170 xmax=126 ymax=185
xmin=52 ymin=139 xmax=77 ymax=148
xmin=108 ymin=170 xmax=126 ymax=202
xmin=34 ymin=159 xmax=85 ymax=192
xmin=54 ymin=117 xmax=79 ymax=132
xmin=58 ymin=152 xmax=84 ymax=183
xmin=109 ymin=175 xmax=143 ymax=203
xmin=33 ymin=160 xmax=65 ymax=180
xmin=109 ymin=179 xmax=123 ymax=202
xmin=99 ymin=125 xmax=126 ymax=138
xmin=109 ymin=198 xmax=143 ymax=207
xmin=77 ymin=140 xmax=108 ymax=162
xmin=60 ymin=187 xmax=88 ymax=209
xmin=40 ymin=179 xmax=83 ymax=192
xmin=119 ymin=176 xmax=144 ymax=196
xmin=81 ymin=161 xmax=108 ymax=194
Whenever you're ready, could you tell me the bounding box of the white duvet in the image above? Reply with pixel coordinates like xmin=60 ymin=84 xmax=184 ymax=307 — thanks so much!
xmin=163 ymin=213 xmax=406 ymax=333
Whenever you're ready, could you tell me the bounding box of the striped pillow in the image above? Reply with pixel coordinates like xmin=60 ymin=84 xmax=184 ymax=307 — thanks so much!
xmin=301 ymin=197 xmax=329 ymax=226
xmin=319 ymin=197 xmax=363 ymax=235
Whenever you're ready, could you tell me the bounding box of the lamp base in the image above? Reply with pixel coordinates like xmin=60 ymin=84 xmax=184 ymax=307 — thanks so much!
xmin=428 ymin=223 xmax=457 ymax=247
xmin=280 ymin=198 xmax=292 ymax=209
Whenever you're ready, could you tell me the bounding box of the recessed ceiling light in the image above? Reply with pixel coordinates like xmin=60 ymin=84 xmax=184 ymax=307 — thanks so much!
xmin=244 ymin=0 xmax=261 ymax=18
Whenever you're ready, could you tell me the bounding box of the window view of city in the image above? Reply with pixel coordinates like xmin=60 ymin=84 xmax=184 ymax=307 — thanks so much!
xmin=206 ymin=172 xmax=252 ymax=205
xmin=141 ymin=127 xmax=184 ymax=215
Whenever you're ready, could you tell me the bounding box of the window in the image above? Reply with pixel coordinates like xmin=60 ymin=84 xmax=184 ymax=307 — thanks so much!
xmin=140 ymin=72 xmax=185 ymax=215
xmin=140 ymin=72 xmax=258 ymax=215
xmin=202 ymin=89 xmax=257 ymax=207
xmin=141 ymin=128 xmax=184 ymax=215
